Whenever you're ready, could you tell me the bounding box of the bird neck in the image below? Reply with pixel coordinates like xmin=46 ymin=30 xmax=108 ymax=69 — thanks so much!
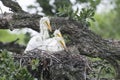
xmin=40 ymin=24 xmax=49 ymax=39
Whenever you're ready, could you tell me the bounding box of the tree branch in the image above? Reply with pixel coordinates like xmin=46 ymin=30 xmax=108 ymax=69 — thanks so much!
xmin=0 ymin=39 xmax=25 ymax=54
xmin=1 ymin=0 xmax=26 ymax=13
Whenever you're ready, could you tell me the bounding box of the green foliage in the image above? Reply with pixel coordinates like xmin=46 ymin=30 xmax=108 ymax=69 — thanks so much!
xmin=57 ymin=5 xmax=95 ymax=27
xmin=0 ymin=30 xmax=25 ymax=44
xmin=76 ymin=8 xmax=95 ymax=27
xmin=35 ymin=0 xmax=100 ymax=16
xmin=31 ymin=59 xmax=39 ymax=70
xmin=57 ymin=5 xmax=73 ymax=18
xmin=88 ymin=57 xmax=115 ymax=79
xmin=36 ymin=0 xmax=54 ymax=15
xmin=0 ymin=50 xmax=34 ymax=80
xmin=90 ymin=0 xmax=120 ymax=39
xmin=54 ymin=0 xmax=72 ymax=13
xmin=90 ymin=11 xmax=120 ymax=39
xmin=36 ymin=0 xmax=72 ymax=16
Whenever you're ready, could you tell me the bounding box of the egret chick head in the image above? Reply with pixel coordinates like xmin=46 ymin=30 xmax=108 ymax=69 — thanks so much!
xmin=53 ymin=29 xmax=62 ymax=37
xmin=40 ymin=17 xmax=52 ymax=32
xmin=54 ymin=29 xmax=67 ymax=50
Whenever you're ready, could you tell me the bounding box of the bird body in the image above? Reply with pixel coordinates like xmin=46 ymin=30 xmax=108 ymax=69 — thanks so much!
xmin=38 ymin=29 xmax=67 ymax=52
xmin=24 ymin=17 xmax=52 ymax=53
xmin=38 ymin=37 xmax=64 ymax=52
xmin=24 ymin=34 xmax=43 ymax=51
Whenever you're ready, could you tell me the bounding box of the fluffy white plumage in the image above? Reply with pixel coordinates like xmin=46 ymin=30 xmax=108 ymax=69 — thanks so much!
xmin=38 ymin=29 xmax=67 ymax=52
xmin=24 ymin=17 xmax=52 ymax=53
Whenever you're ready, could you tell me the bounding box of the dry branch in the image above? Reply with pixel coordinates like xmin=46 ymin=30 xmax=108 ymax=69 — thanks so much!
xmin=0 ymin=39 xmax=25 ymax=54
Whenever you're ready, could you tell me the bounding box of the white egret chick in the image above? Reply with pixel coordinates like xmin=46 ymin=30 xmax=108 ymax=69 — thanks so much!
xmin=24 ymin=17 xmax=52 ymax=53
xmin=38 ymin=29 xmax=67 ymax=52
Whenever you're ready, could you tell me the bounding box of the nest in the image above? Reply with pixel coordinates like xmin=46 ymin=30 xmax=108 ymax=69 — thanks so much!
xmin=13 ymin=49 xmax=90 ymax=80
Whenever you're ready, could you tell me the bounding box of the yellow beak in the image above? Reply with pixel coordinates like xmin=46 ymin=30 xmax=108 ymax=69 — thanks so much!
xmin=57 ymin=33 xmax=62 ymax=37
xmin=45 ymin=21 xmax=52 ymax=32
xmin=60 ymin=40 xmax=67 ymax=50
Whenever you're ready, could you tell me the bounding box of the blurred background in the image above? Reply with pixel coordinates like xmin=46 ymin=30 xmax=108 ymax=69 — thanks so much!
xmin=0 ymin=0 xmax=120 ymax=44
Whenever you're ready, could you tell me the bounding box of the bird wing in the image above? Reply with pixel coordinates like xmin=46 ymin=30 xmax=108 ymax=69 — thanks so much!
xmin=24 ymin=35 xmax=43 ymax=52
xmin=38 ymin=37 xmax=64 ymax=52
